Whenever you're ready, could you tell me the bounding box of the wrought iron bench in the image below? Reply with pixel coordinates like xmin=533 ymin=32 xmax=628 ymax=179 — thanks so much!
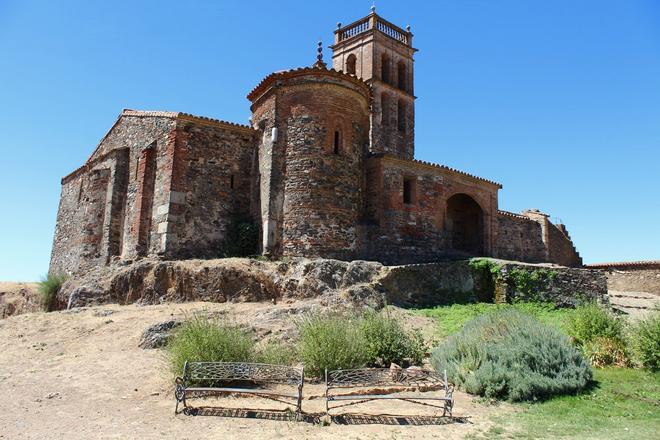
xmin=325 ymin=367 xmax=453 ymax=417
xmin=175 ymin=361 xmax=304 ymax=418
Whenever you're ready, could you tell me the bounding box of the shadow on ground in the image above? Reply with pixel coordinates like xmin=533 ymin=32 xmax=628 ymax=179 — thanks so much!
xmin=184 ymin=406 xmax=467 ymax=426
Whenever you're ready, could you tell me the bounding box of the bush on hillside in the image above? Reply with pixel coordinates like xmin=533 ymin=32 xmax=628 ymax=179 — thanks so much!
xmin=582 ymin=337 xmax=631 ymax=368
xmin=253 ymin=341 xmax=297 ymax=366
xmin=168 ymin=316 xmax=254 ymax=377
xmin=360 ymin=311 xmax=426 ymax=367
xmin=297 ymin=313 xmax=368 ymax=378
xmin=563 ymin=303 xmax=637 ymax=367
xmin=37 ymin=273 xmax=67 ymax=311
xmin=631 ymin=314 xmax=660 ymax=371
xmin=566 ymin=303 xmax=625 ymax=347
xmin=430 ymin=309 xmax=592 ymax=402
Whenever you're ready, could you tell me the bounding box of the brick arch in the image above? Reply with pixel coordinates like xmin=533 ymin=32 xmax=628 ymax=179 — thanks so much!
xmin=445 ymin=193 xmax=484 ymax=256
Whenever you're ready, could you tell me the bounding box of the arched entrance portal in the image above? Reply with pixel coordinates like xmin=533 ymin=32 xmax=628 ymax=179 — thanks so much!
xmin=446 ymin=193 xmax=484 ymax=256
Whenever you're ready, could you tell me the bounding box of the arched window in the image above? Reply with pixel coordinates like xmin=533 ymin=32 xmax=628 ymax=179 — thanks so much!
xmin=397 ymin=100 xmax=406 ymax=132
xmin=397 ymin=61 xmax=407 ymax=91
xmin=333 ymin=129 xmax=342 ymax=154
xmin=381 ymin=54 xmax=390 ymax=84
xmin=346 ymin=54 xmax=357 ymax=75
xmin=381 ymin=93 xmax=389 ymax=126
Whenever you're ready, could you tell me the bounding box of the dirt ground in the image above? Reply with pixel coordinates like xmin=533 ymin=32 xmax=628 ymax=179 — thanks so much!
xmin=0 ymin=301 xmax=513 ymax=439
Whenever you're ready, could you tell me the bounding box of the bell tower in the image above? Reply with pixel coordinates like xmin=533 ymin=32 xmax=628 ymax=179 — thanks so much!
xmin=331 ymin=7 xmax=417 ymax=160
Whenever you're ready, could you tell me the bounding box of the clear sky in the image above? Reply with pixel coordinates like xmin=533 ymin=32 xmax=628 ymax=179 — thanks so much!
xmin=0 ymin=0 xmax=658 ymax=281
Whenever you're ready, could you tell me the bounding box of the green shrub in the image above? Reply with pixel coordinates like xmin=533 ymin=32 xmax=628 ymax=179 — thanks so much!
xmin=566 ymin=303 xmax=625 ymax=347
xmin=631 ymin=314 xmax=660 ymax=371
xmin=505 ymin=268 xmax=557 ymax=303
xmin=582 ymin=337 xmax=631 ymax=368
xmin=297 ymin=313 xmax=368 ymax=378
xmin=254 ymin=341 xmax=298 ymax=366
xmin=168 ymin=316 xmax=255 ymax=376
xmin=430 ymin=309 xmax=592 ymax=402
xmin=360 ymin=311 xmax=426 ymax=367
xmin=37 ymin=273 xmax=67 ymax=311
xmin=223 ymin=214 xmax=259 ymax=257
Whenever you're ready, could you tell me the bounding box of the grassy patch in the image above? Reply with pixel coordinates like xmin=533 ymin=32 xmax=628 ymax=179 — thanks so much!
xmin=484 ymin=368 xmax=660 ymax=439
xmin=418 ymin=302 xmax=572 ymax=338
xmin=37 ymin=273 xmax=67 ymax=311
xmin=168 ymin=316 xmax=254 ymax=377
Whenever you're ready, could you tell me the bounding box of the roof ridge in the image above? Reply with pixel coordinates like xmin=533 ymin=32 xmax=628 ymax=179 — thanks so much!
xmin=247 ymin=65 xmax=370 ymax=102
xmin=372 ymin=153 xmax=502 ymax=188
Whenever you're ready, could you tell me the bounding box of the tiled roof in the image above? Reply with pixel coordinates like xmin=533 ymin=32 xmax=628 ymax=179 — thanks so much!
xmin=584 ymin=261 xmax=660 ymax=270
xmin=247 ymin=65 xmax=371 ymax=102
xmin=122 ymin=109 xmax=253 ymax=130
xmin=498 ymin=210 xmax=534 ymax=220
xmin=372 ymin=153 xmax=502 ymax=188
xmin=79 ymin=109 xmax=253 ymax=167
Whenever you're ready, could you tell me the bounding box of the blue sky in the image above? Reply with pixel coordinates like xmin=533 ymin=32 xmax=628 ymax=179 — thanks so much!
xmin=0 ymin=0 xmax=658 ymax=281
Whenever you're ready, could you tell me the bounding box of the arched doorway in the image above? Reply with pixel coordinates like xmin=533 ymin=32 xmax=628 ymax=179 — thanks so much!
xmin=446 ymin=193 xmax=484 ymax=256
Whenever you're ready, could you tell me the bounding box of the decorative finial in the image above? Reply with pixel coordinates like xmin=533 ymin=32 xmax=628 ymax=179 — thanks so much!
xmin=371 ymin=2 xmax=376 ymax=13
xmin=406 ymin=25 xmax=411 ymax=32
xmin=313 ymin=40 xmax=326 ymax=68
xmin=337 ymin=22 xmax=342 ymax=29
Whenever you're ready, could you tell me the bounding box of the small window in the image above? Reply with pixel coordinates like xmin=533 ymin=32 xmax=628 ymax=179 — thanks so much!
xmin=403 ymin=177 xmax=414 ymax=205
xmin=381 ymin=93 xmax=389 ymax=126
xmin=397 ymin=61 xmax=407 ymax=91
xmin=346 ymin=54 xmax=357 ymax=75
xmin=333 ymin=130 xmax=341 ymax=154
xmin=397 ymin=100 xmax=406 ymax=132
xmin=230 ymin=175 xmax=234 ymax=189
xmin=381 ymin=54 xmax=391 ymax=84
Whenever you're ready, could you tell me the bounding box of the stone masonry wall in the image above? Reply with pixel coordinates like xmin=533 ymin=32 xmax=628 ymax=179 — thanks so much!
xmin=362 ymin=155 xmax=499 ymax=264
xmin=249 ymin=71 xmax=371 ymax=260
xmin=279 ymin=81 xmax=369 ymax=260
xmin=163 ymin=120 xmax=256 ymax=259
xmin=495 ymin=211 xmax=582 ymax=267
xmin=587 ymin=263 xmax=660 ymax=294
xmin=547 ymin=223 xmax=583 ymax=267
xmin=495 ymin=211 xmax=546 ymax=263
xmin=50 ymin=147 xmax=129 ymax=275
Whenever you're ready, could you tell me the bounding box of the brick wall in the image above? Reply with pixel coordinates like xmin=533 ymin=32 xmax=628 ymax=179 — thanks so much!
xmin=361 ymin=155 xmax=500 ymax=264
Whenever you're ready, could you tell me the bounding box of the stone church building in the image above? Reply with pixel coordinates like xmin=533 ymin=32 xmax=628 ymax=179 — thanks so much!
xmin=50 ymin=9 xmax=582 ymax=276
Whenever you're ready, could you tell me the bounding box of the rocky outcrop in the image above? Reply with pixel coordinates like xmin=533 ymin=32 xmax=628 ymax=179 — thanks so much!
xmin=139 ymin=320 xmax=181 ymax=349
xmin=0 ymin=282 xmax=41 ymax=319
xmin=55 ymin=257 xmax=609 ymax=311
xmin=57 ymin=258 xmax=387 ymax=310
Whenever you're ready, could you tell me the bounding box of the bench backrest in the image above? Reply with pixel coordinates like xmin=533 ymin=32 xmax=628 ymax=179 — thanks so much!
xmin=326 ymin=368 xmax=446 ymax=388
xmin=185 ymin=361 xmax=303 ymax=385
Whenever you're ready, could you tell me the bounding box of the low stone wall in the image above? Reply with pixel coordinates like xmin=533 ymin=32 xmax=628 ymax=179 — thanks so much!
xmin=583 ymin=262 xmax=660 ymax=295
xmin=54 ymin=257 xmax=608 ymax=311
xmin=378 ymin=259 xmax=608 ymax=308
xmin=494 ymin=262 xmax=608 ymax=307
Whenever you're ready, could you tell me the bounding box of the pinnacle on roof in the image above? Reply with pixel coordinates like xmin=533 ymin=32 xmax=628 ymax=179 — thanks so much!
xmin=312 ymin=41 xmax=327 ymax=69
